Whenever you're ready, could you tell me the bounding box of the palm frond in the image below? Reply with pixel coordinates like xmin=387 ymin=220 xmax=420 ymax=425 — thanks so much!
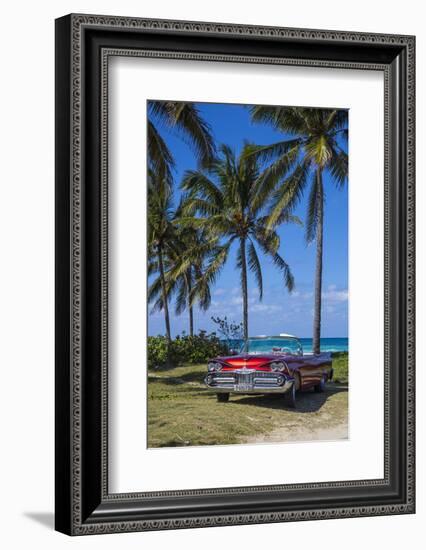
xmin=148 ymin=258 xmax=159 ymax=276
xmin=271 ymin=252 xmax=295 ymax=292
xmin=193 ymin=265 xmax=212 ymax=311
xmin=304 ymin=135 xmax=333 ymax=167
xmin=180 ymin=171 xmax=223 ymax=207
xmin=254 ymin=231 xmax=294 ymax=292
xmin=147 ymin=121 xmax=174 ymax=183
xmin=201 ymin=242 xmax=232 ymax=288
xmin=250 ymin=106 xmax=307 ymax=135
xmin=178 ymin=197 xmax=221 ymax=218
xmin=174 ymin=277 xmax=188 ymax=315
xmin=147 ymin=276 xmax=163 ymax=304
xmin=244 ymin=138 xmax=301 ymax=165
xmin=248 ymin=240 xmax=263 ymax=300
xmin=305 ymin=172 xmax=322 ymax=244
xmin=149 ymin=295 xmax=165 ymax=314
xmin=329 ymin=109 xmax=349 ymax=130
xmin=329 ymin=149 xmax=348 ymax=187
xmin=171 ymin=103 xmax=216 ymax=167
xmin=250 ymin=145 xmax=300 ymax=214
xmin=255 ymin=228 xmax=280 ymax=255
xmin=149 ymin=100 xmax=216 ymax=167
xmin=266 ymin=162 xmax=310 ymax=230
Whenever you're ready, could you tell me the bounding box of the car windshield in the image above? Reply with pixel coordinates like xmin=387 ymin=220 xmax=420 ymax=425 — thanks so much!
xmin=239 ymin=336 xmax=303 ymax=356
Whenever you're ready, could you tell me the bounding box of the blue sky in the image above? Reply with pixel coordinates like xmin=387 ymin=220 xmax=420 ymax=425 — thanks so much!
xmin=148 ymin=102 xmax=348 ymax=338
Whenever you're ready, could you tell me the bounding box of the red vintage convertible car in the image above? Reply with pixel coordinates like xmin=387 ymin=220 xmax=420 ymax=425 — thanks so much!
xmin=204 ymin=334 xmax=333 ymax=407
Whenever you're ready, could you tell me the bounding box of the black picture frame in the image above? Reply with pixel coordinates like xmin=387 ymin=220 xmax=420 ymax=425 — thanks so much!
xmin=55 ymin=13 xmax=415 ymax=535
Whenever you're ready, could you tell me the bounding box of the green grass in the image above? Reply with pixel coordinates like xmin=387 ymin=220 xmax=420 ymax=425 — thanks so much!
xmin=147 ymin=352 xmax=348 ymax=448
xmin=331 ymin=352 xmax=349 ymax=384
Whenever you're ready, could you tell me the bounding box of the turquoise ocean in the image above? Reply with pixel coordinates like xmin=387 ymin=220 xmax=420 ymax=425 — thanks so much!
xmin=298 ymin=337 xmax=348 ymax=353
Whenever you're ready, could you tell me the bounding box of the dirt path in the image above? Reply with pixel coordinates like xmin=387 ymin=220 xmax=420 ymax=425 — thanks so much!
xmin=241 ymin=383 xmax=349 ymax=445
xmin=242 ymin=419 xmax=348 ymax=444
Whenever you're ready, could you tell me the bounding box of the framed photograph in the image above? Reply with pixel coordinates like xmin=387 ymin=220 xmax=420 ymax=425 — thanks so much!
xmin=55 ymin=14 xmax=415 ymax=535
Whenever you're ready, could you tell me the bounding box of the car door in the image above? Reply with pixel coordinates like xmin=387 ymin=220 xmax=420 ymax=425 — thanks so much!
xmin=299 ymin=355 xmax=325 ymax=389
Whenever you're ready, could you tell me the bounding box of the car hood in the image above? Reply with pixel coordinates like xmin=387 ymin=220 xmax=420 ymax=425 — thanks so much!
xmin=216 ymin=354 xmax=285 ymax=370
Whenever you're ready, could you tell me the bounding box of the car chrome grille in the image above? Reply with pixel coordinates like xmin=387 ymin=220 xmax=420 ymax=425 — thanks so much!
xmin=236 ymin=371 xmax=252 ymax=391
xmin=209 ymin=370 xmax=285 ymax=391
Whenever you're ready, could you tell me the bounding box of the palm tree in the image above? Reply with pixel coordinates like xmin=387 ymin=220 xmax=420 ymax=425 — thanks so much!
xmin=147 ymin=100 xmax=215 ymax=343
xmin=249 ymin=106 xmax=348 ymax=354
xmin=148 ymin=100 xmax=216 ymax=179
xmin=180 ymin=143 xmax=299 ymax=344
xmin=147 ymin=167 xmax=177 ymax=346
xmin=148 ymin=226 xmax=219 ymax=337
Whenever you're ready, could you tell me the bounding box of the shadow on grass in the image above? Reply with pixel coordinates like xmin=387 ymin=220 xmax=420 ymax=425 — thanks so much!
xmin=228 ymin=384 xmax=348 ymax=413
xmin=155 ymin=440 xmax=188 ymax=447
xmin=148 ymin=370 xmax=204 ymax=385
xmin=154 ymin=439 xmax=221 ymax=448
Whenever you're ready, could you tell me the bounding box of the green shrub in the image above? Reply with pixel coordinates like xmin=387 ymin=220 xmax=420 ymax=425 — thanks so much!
xmin=148 ymin=331 xmax=228 ymax=368
xmin=147 ymin=336 xmax=173 ymax=368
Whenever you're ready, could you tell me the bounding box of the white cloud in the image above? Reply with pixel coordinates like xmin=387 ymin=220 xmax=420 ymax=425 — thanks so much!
xmin=287 ymin=288 xmax=313 ymax=300
xmin=251 ymin=303 xmax=283 ymax=314
xmin=322 ymin=288 xmax=348 ymax=302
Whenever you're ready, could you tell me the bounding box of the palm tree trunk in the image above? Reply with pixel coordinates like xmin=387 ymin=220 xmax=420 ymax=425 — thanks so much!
xmin=240 ymin=238 xmax=249 ymax=348
xmin=189 ymin=305 xmax=194 ymax=337
xmin=157 ymin=244 xmax=171 ymax=344
xmin=312 ymin=169 xmax=324 ymax=355
xmin=187 ymin=269 xmax=194 ymax=337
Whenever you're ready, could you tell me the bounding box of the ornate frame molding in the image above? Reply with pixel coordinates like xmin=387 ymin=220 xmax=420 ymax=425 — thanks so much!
xmin=55 ymin=14 xmax=415 ymax=535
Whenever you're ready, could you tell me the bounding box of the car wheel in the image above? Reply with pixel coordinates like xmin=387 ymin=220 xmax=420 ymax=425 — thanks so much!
xmin=217 ymin=393 xmax=230 ymax=402
xmin=314 ymin=374 xmax=327 ymax=393
xmin=285 ymin=382 xmax=296 ymax=408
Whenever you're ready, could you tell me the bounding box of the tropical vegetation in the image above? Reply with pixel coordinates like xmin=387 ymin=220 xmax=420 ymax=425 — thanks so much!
xmin=147 ymin=100 xmax=217 ymax=355
xmin=147 ymin=332 xmax=228 ymax=369
xmin=147 ymin=101 xmax=348 ymax=361
xmin=210 ymin=316 xmax=243 ymax=347
xmin=180 ymin=143 xmax=299 ymax=342
xmin=147 ymin=166 xmax=176 ymax=346
xmin=148 ymin=223 xmax=220 ymax=337
xmin=249 ymin=106 xmax=348 ymax=353
xmin=148 ymin=100 xmax=216 ymax=178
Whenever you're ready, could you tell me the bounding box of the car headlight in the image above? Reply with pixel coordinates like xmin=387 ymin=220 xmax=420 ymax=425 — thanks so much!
xmin=270 ymin=361 xmax=286 ymax=372
xmin=208 ymin=362 xmax=222 ymax=372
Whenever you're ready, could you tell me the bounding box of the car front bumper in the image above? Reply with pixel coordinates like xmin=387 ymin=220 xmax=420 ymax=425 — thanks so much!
xmin=204 ymin=369 xmax=294 ymax=394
